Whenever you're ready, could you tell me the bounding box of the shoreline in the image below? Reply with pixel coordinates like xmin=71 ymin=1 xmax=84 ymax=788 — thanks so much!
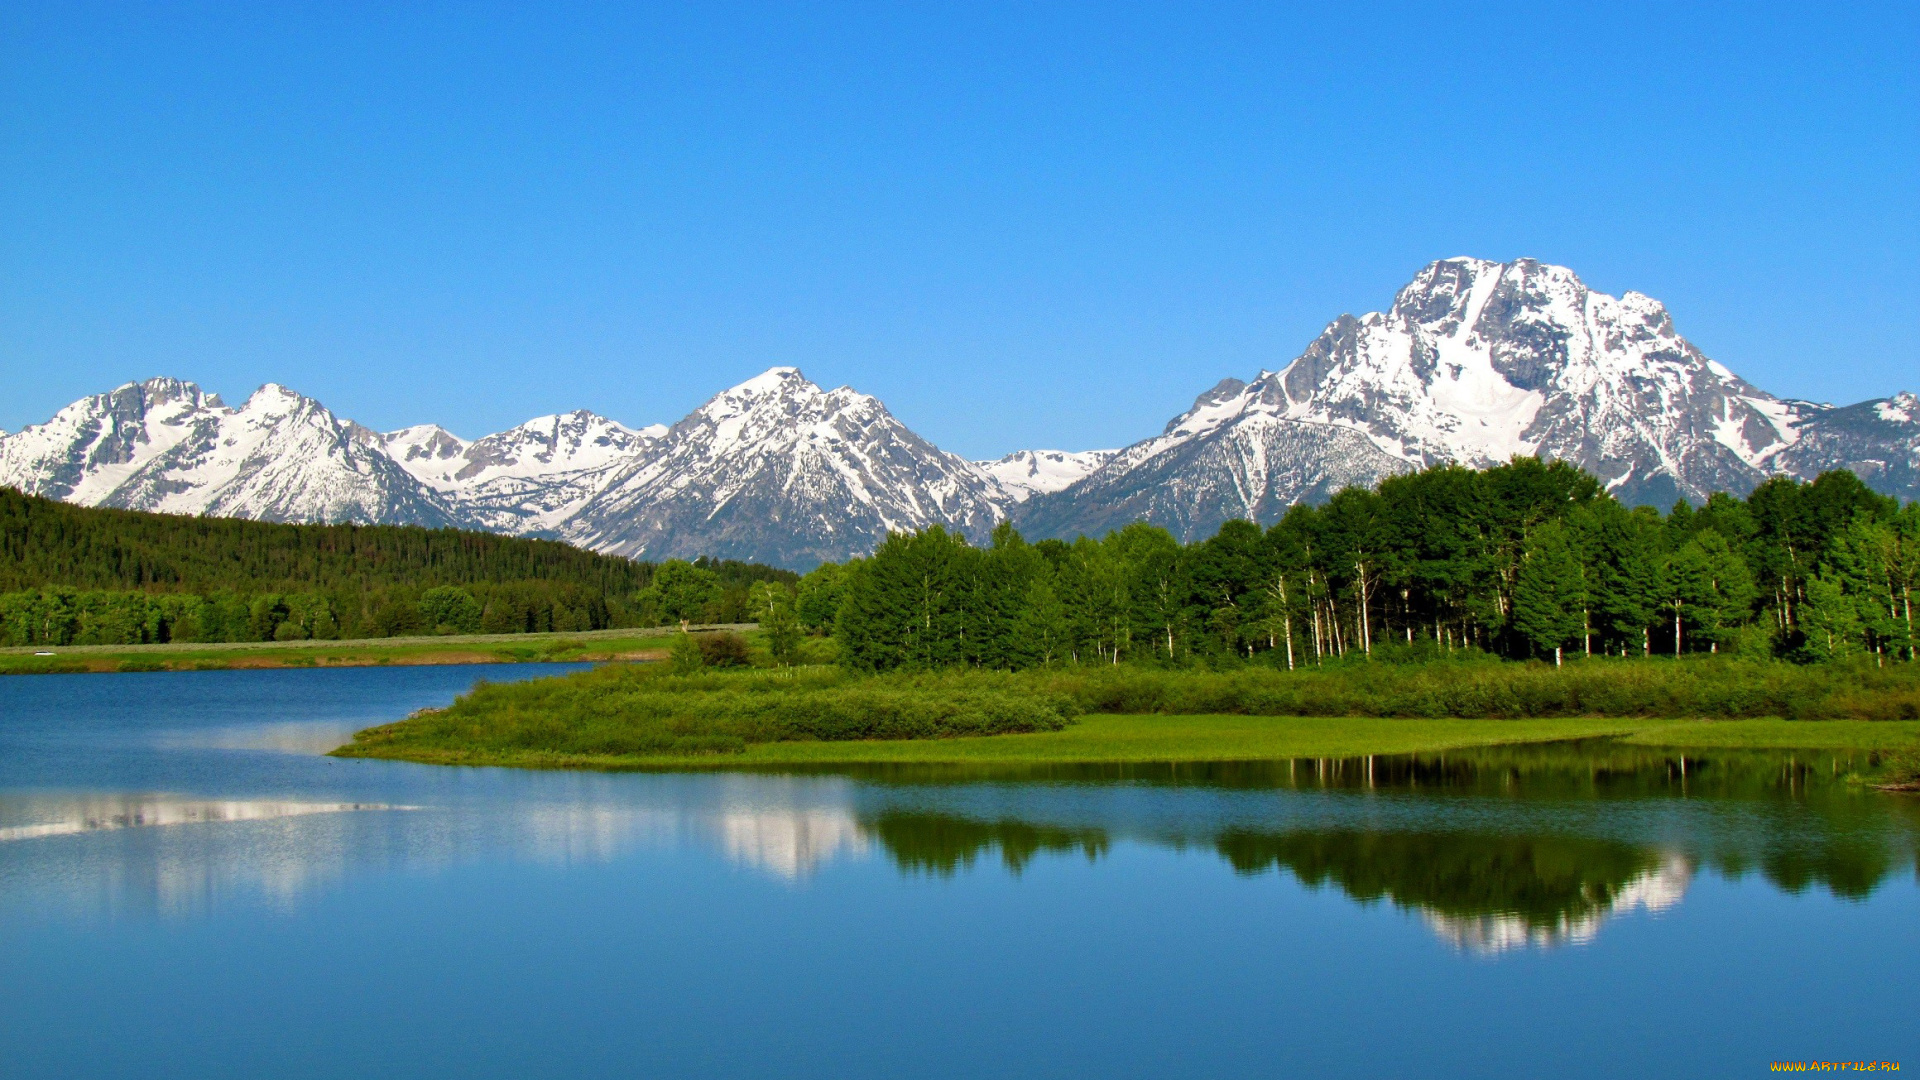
xmin=328 ymin=715 xmax=1920 ymax=772
xmin=0 ymin=624 xmax=755 ymax=675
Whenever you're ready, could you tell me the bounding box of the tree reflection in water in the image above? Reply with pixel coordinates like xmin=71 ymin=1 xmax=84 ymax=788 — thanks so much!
xmin=847 ymin=742 xmax=1920 ymax=952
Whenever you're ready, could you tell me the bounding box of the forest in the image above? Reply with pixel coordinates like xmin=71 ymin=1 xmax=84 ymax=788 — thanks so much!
xmin=0 ymin=487 xmax=794 ymax=645
xmin=796 ymin=459 xmax=1918 ymax=672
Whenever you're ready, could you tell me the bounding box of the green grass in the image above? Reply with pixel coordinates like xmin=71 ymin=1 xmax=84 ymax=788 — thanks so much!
xmin=0 ymin=625 xmax=754 ymax=674
xmin=327 ymin=657 xmax=1920 ymax=771
xmin=1617 ymin=719 xmax=1920 ymax=750
xmin=332 ymin=711 xmax=1920 ymax=771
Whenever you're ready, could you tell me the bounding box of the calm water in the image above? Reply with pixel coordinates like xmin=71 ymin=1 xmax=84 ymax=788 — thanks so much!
xmin=1 ymin=667 xmax=1915 ymax=1079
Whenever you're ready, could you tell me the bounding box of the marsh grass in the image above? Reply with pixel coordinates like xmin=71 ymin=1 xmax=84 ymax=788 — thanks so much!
xmin=340 ymin=664 xmax=1080 ymax=760
xmin=1028 ymin=655 xmax=1920 ymax=721
xmin=332 ymin=655 xmax=1920 ymax=768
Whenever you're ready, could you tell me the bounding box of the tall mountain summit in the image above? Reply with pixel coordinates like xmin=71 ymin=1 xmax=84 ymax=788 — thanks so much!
xmin=3 ymin=258 xmax=1914 ymax=564
xmin=1016 ymin=257 xmax=1920 ymax=539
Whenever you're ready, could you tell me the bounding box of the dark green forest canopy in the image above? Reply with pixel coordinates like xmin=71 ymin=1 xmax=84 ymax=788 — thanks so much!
xmin=808 ymin=459 xmax=1918 ymax=671
xmin=0 ymin=487 xmax=796 ymax=645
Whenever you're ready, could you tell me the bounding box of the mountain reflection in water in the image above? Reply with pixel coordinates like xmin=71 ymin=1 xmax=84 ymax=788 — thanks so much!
xmin=2 ymin=740 xmax=1914 ymax=954
xmin=0 ymin=795 xmax=410 ymax=842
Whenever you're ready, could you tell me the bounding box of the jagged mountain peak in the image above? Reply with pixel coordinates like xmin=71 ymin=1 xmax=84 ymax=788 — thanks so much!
xmin=976 ymin=448 xmax=1116 ymax=502
xmin=5 ymin=259 xmax=1912 ymax=565
xmin=1018 ymin=256 xmax=1917 ymax=541
xmin=1879 ymin=392 xmax=1919 ymax=423
xmin=561 ymin=367 xmax=1005 ymax=566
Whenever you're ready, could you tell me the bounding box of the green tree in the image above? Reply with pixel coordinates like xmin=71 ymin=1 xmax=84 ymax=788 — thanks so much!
xmin=420 ymin=586 xmax=483 ymax=634
xmin=1012 ymin=571 xmax=1070 ymax=668
xmin=1688 ymin=531 xmax=1757 ymax=653
xmin=1800 ymin=572 xmax=1863 ymax=660
xmin=794 ymin=562 xmax=847 ymax=632
xmin=1513 ymin=521 xmax=1586 ymax=665
xmin=753 ymin=582 xmax=803 ymax=666
xmin=643 ymin=560 xmax=722 ymax=630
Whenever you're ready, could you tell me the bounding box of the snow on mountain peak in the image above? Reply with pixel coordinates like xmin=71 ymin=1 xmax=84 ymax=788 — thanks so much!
xmin=5 ymin=257 xmax=1913 ymax=564
xmin=1261 ymin=255 xmax=1795 ymax=499
xmin=976 ymin=448 xmax=1117 ymax=502
xmin=722 ymin=366 xmax=812 ymax=399
xmin=1015 ymin=256 xmax=1915 ymax=542
xmin=560 ymin=367 xmax=1005 ymax=566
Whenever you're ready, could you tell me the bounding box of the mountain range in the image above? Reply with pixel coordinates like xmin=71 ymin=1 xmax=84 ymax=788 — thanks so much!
xmin=4 ymin=257 xmax=1915 ymax=568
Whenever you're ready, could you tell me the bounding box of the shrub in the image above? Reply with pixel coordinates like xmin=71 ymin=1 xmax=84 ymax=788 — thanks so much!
xmin=696 ymin=631 xmax=751 ymax=668
xmin=669 ymin=632 xmax=704 ymax=674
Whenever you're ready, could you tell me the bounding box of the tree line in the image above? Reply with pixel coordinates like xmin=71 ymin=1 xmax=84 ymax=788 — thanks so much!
xmin=796 ymin=459 xmax=1917 ymax=672
xmin=0 ymin=488 xmax=795 ymax=646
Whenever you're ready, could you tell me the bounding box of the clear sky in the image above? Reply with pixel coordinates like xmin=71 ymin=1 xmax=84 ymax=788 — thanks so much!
xmin=3 ymin=2 xmax=1915 ymax=458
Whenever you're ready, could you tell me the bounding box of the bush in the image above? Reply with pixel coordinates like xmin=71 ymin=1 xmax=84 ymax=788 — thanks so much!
xmin=669 ymin=632 xmax=704 ymax=674
xmin=1020 ymin=655 xmax=1920 ymax=721
xmin=696 ymin=631 xmax=751 ymax=668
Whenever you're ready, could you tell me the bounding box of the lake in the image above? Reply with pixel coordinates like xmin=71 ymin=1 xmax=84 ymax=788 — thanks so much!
xmin=1 ymin=666 xmax=1915 ymax=1079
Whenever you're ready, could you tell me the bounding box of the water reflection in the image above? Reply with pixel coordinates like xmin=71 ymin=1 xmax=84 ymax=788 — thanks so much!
xmin=0 ymin=795 xmax=411 ymax=841
xmin=865 ymin=812 xmax=1108 ymax=877
xmin=1218 ymin=828 xmax=1690 ymax=954
xmin=1 ymin=732 xmax=1915 ymax=954
xmin=721 ymin=808 xmax=869 ymax=879
xmin=1421 ymin=856 xmax=1691 ymax=955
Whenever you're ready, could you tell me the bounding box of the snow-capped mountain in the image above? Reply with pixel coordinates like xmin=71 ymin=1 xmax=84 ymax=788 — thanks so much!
xmin=383 ymin=412 xmax=665 ymax=535
xmin=3 ymin=256 xmax=1914 ymax=565
xmin=0 ymin=378 xmax=456 ymax=525
xmin=559 ymin=368 xmax=1007 ymax=566
xmin=1771 ymin=392 xmax=1920 ymax=502
xmin=1018 ymin=258 xmax=1920 ymax=540
xmin=975 ymin=449 xmax=1115 ymax=502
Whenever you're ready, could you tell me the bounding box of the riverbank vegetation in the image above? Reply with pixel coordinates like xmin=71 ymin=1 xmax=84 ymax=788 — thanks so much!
xmin=0 ymin=625 xmax=751 ymax=675
xmin=0 ymin=487 xmax=794 ymax=645
xmin=332 ymin=657 xmax=1920 ymax=768
xmin=338 ymin=664 xmax=1083 ymax=762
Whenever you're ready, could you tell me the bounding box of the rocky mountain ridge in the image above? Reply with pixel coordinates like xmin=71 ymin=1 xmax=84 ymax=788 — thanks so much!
xmin=1016 ymin=258 xmax=1920 ymax=539
xmin=3 ymin=257 xmax=1914 ymax=564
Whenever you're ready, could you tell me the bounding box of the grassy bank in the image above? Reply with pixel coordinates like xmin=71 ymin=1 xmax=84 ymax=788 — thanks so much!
xmin=0 ymin=624 xmax=752 ymax=675
xmin=1027 ymin=657 xmax=1920 ymax=721
xmin=330 ymin=658 xmax=1920 ymax=771
xmin=333 ymin=713 xmax=1920 ymax=770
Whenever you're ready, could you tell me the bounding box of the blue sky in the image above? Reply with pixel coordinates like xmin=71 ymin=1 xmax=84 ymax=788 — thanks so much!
xmin=3 ymin=2 xmax=1915 ymax=458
